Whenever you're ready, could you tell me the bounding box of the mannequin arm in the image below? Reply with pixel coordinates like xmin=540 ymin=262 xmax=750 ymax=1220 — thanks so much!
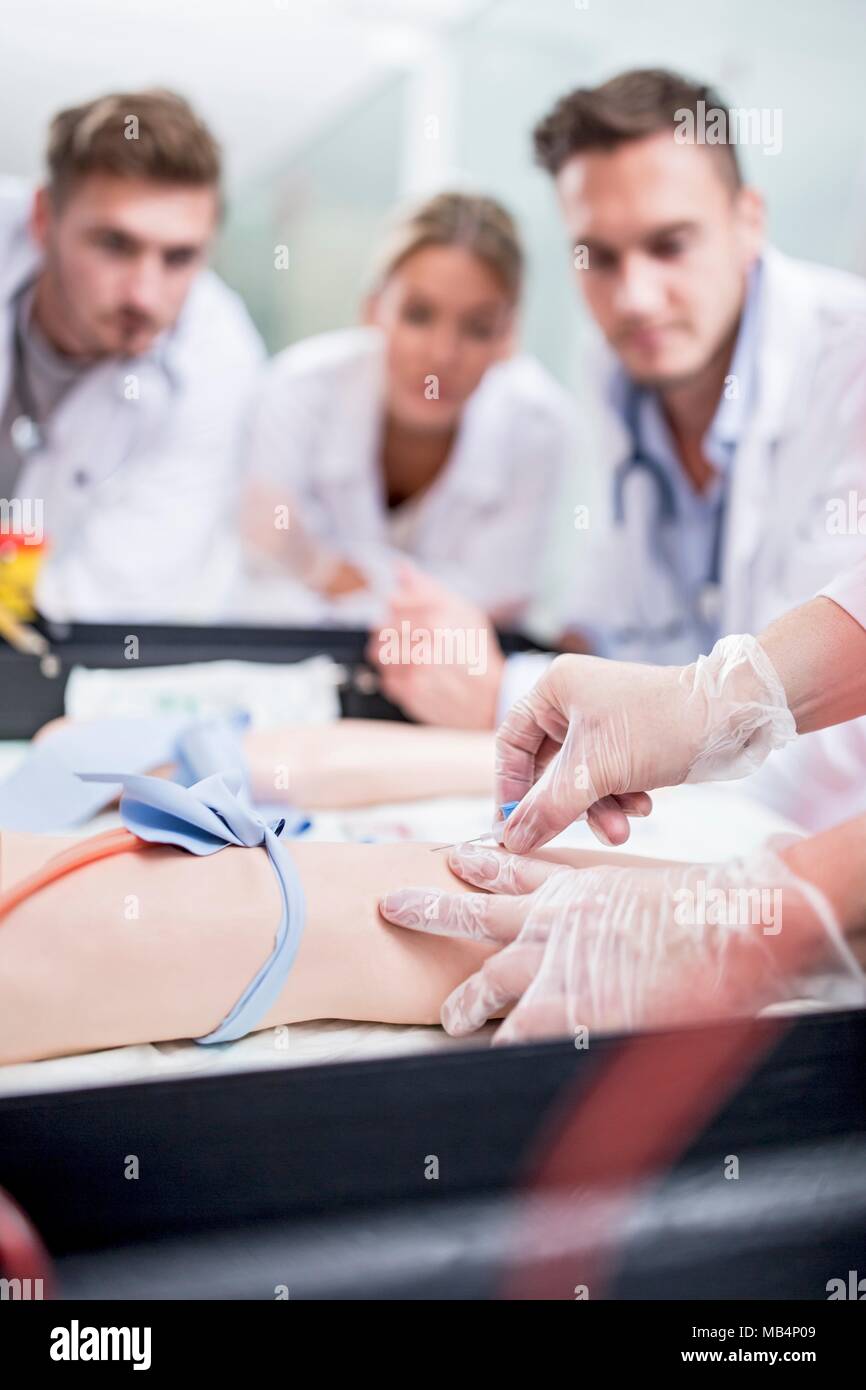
xmin=244 ymin=720 xmax=495 ymax=806
xmin=34 ymin=717 xmax=496 ymax=808
xmin=759 ymin=596 xmax=866 ymax=734
xmin=0 ymin=833 xmax=642 ymax=1065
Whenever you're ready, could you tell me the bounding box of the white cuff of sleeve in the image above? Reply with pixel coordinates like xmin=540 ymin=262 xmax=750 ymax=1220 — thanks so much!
xmin=497 ymin=652 xmax=554 ymax=725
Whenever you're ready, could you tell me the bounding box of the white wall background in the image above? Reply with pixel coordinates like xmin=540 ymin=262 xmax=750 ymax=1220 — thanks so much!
xmin=2 ymin=0 xmax=864 ymax=362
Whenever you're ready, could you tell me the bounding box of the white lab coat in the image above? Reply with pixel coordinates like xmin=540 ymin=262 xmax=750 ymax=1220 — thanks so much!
xmin=569 ymin=247 xmax=866 ymax=656
xmin=740 ymin=554 xmax=866 ymax=834
xmin=501 ymin=246 xmax=866 ymax=832
xmin=239 ymin=326 xmax=577 ymax=624
xmin=0 ymin=179 xmax=265 ymax=621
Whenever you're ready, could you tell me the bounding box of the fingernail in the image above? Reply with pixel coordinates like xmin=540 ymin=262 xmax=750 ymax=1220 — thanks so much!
xmin=381 ymin=885 xmax=452 ymax=933
xmin=379 ymin=892 xmax=405 ymax=920
xmin=448 ymin=846 xmax=499 ymax=881
xmin=379 ymin=889 xmax=434 ymax=928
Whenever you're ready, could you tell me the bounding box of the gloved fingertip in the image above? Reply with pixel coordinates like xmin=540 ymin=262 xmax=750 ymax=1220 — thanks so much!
xmin=490 ymin=1026 xmax=513 ymax=1048
xmin=499 ymin=822 xmax=533 ymax=854
xmin=448 ymin=841 xmax=487 ymax=861
xmin=378 ymin=892 xmax=406 ymax=921
xmin=446 ymin=845 xmax=499 ymax=884
xmin=590 ymin=809 xmax=630 ymax=847
xmin=440 ymin=1000 xmax=471 ymax=1037
xmin=380 ymin=890 xmax=439 ymax=928
xmin=611 ymin=816 xmax=632 ymax=845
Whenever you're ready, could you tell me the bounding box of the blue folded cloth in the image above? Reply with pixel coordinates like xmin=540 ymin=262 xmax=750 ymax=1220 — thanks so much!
xmin=0 ymin=715 xmax=194 ymax=830
xmin=0 ymin=711 xmax=310 ymax=835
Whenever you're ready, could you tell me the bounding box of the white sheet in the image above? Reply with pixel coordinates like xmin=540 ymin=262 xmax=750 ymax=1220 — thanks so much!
xmin=64 ymin=655 xmax=342 ymax=726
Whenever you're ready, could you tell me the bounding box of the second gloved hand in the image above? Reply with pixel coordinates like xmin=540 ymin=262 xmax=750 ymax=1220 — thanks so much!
xmin=378 ymin=841 xmax=864 ymax=1043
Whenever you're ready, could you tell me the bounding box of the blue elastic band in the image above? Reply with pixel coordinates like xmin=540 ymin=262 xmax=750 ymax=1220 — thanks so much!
xmin=80 ymin=769 xmax=307 ymax=1046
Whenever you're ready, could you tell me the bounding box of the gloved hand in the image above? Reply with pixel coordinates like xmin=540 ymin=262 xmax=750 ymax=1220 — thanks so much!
xmin=496 ymin=634 xmax=797 ymax=852
xmin=379 ymin=841 xmax=865 ymax=1043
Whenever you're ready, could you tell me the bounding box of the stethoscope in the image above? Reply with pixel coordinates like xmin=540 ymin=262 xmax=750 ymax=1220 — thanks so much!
xmin=9 ymin=304 xmax=47 ymax=458
xmin=7 ymin=292 xmax=156 ymax=486
xmin=609 ymin=384 xmax=727 ymax=647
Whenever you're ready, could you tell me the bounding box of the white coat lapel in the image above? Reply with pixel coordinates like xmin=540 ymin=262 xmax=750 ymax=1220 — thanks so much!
xmin=15 ymin=356 xmax=170 ymax=534
xmin=720 ymin=249 xmax=815 ymax=632
xmin=315 ymin=333 xmax=389 ymax=548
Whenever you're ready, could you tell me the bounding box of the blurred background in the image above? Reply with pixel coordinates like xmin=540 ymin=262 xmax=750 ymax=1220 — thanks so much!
xmin=2 ymin=0 xmax=865 ymax=374
xmin=2 ymin=0 xmax=865 ymax=618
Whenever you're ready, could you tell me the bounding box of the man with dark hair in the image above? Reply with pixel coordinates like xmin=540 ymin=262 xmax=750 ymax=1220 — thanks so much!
xmin=533 ymin=69 xmax=743 ymax=187
xmin=0 ymin=90 xmax=263 ymax=620
xmin=529 ymin=68 xmax=759 ymax=404
xmin=372 ymin=67 xmax=866 ymax=832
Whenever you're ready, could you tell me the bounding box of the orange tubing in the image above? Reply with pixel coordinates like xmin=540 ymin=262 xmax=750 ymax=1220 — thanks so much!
xmin=0 ymin=828 xmax=152 ymax=926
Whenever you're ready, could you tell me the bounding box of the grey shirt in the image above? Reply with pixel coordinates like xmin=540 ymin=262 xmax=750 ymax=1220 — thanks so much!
xmin=0 ymin=282 xmax=91 ymax=500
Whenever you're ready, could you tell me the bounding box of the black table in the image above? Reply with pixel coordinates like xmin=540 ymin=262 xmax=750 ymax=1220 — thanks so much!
xmin=1 ymin=1010 xmax=864 ymax=1299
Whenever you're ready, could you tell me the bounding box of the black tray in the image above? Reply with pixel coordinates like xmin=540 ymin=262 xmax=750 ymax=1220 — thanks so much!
xmin=0 ymin=619 xmax=542 ymax=738
xmin=1 ymin=1008 xmax=864 ymax=1298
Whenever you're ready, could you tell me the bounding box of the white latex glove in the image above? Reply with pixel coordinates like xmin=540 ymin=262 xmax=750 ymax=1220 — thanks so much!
xmin=378 ymin=841 xmax=865 ymax=1043
xmin=495 ymin=634 xmax=797 ymax=852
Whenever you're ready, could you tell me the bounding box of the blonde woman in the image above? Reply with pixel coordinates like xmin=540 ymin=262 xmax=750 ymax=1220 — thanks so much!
xmin=240 ymin=192 xmax=575 ymax=625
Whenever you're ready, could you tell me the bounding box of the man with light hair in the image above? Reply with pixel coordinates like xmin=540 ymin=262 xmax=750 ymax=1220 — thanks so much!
xmin=0 ymin=89 xmax=263 ymax=620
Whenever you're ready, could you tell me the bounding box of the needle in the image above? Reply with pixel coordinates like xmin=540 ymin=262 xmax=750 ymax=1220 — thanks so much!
xmin=430 ymin=800 xmax=520 ymax=852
